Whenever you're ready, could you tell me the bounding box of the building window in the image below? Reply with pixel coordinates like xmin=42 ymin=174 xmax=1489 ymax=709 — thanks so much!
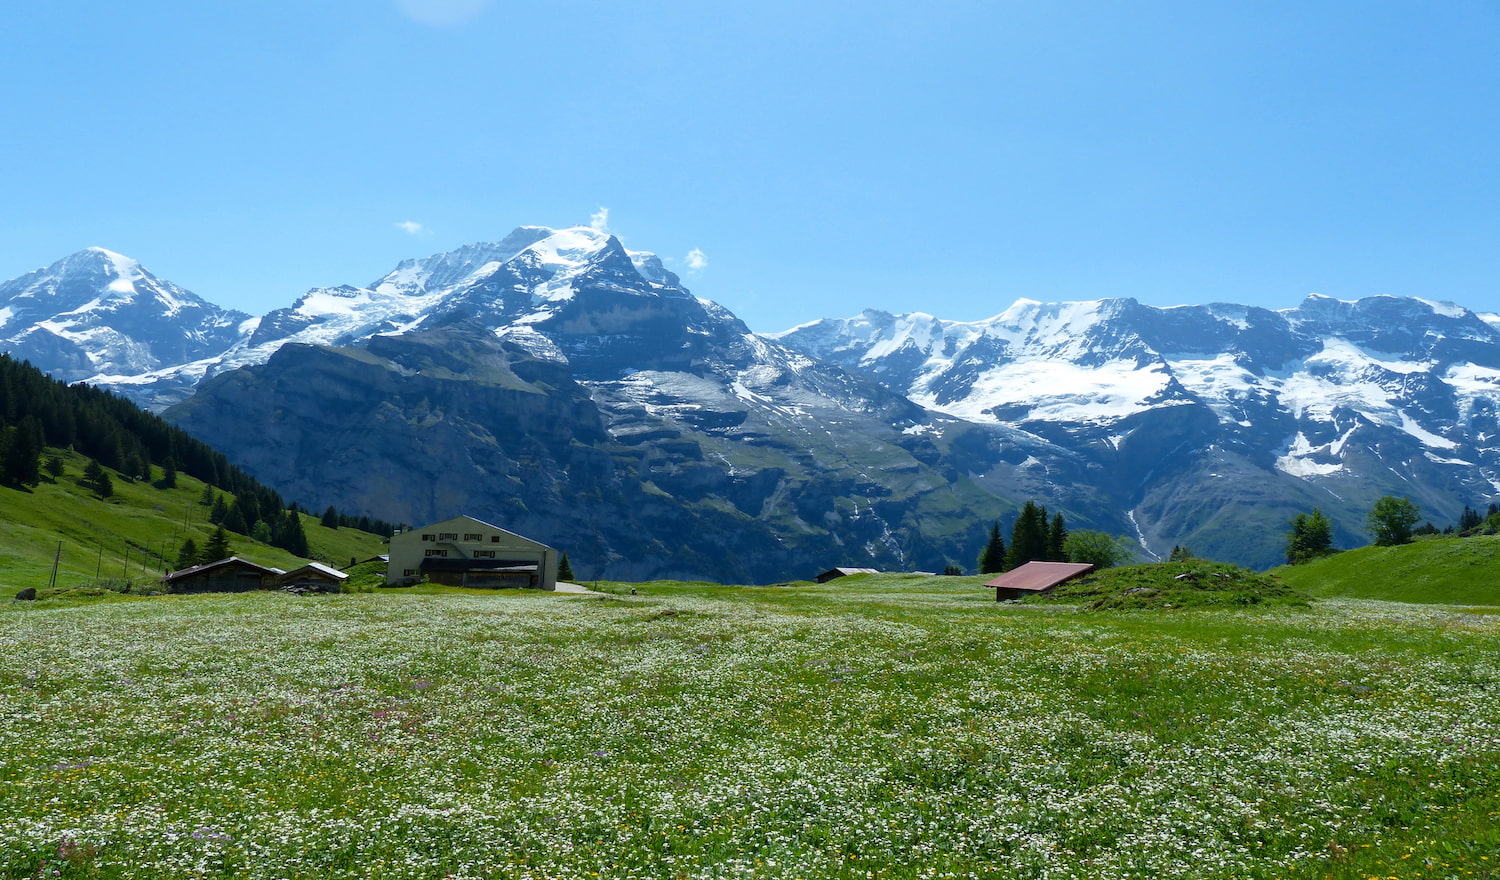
xmin=425 ymin=549 xmax=448 ymax=557
xmin=474 ymin=550 xmax=495 ymax=559
xmin=463 ymin=533 xmax=484 ymax=542
xmin=403 ymin=569 xmax=416 ymax=576
xmin=421 ymin=534 xmax=435 ymax=541
xmin=490 ymin=536 xmax=501 ymax=543
xmin=439 ymin=532 xmax=458 ymax=540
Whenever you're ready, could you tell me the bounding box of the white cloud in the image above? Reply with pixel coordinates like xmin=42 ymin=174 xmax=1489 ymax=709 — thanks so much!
xmin=589 ymin=207 xmax=610 ymax=233
xmin=395 ymin=0 xmax=492 ymax=26
xmin=685 ymin=248 xmax=708 ymax=271
xmin=395 ymin=220 xmax=426 ymax=235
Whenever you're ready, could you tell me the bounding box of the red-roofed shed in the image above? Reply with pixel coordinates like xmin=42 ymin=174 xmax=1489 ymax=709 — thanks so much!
xmin=985 ymin=561 xmax=1095 ymax=601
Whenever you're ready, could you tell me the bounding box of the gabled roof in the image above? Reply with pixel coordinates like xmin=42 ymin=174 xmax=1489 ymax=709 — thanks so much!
xmin=163 ymin=556 xmax=284 ymax=582
xmin=985 ymin=561 xmax=1095 ymax=593
xmin=402 ymin=515 xmax=554 ymax=551
xmin=279 ymin=562 xmax=349 ymax=581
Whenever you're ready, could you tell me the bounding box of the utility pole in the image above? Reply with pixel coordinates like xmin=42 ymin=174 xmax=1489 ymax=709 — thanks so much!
xmin=47 ymin=542 xmax=61 ymax=592
xmin=95 ymin=542 xmax=104 ymax=581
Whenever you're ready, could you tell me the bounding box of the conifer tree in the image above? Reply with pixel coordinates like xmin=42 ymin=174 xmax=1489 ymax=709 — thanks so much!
xmin=1006 ymin=501 xmax=1049 ymax=569
xmin=321 ymin=506 xmax=340 ymax=529
xmin=558 ymin=552 xmax=575 ymax=582
xmin=82 ymin=458 xmax=113 ymax=498
xmin=2 ymin=416 xmax=43 ymax=486
xmin=224 ymin=499 xmax=248 ymax=534
xmin=279 ymin=510 xmax=309 ymax=557
xmin=977 ymin=521 xmax=1007 ymax=574
xmin=175 ymin=537 xmax=201 ymax=571
xmin=203 ymin=526 xmax=232 ymax=562
xmin=1046 ymin=512 xmax=1068 ymax=562
xmin=208 ymin=494 xmax=228 ymax=525
xmin=159 ymin=456 xmax=176 ymax=488
xmin=199 ymin=483 xmax=215 ymax=506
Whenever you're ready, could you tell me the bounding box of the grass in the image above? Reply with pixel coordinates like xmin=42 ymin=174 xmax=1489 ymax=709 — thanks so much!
xmin=0 ymin=448 xmax=386 ymax=595
xmin=1273 ymin=535 xmax=1500 ymax=607
xmin=1 ymin=577 xmax=1496 ymax=878
xmin=1037 ymin=560 xmax=1311 ymax=611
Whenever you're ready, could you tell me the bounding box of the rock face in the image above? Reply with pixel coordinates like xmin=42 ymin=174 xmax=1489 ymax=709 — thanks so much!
xmin=170 ymin=323 xmax=1076 ymax=583
xmin=773 ymin=296 xmax=1500 ymax=565
xmin=9 ymin=228 xmax=1500 ymax=576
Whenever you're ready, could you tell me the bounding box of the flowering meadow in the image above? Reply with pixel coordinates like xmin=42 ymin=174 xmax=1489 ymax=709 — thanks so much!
xmin=1 ymin=577 xmax=1497 ymax=879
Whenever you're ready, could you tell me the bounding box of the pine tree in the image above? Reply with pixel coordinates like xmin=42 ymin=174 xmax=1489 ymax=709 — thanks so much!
xmin=1046 ymin=512 xmax=1068 ymax=562
xmin=159 ymin=456 xmax=177 ymax=489
xmin=175 ymin=538 xmax=201 ymax=571
xmin=2 ymin=416 xmax=43 ymax=486
xmin=82 ymin=459 xmax=113 ymax=498
xmin=1168 ymin=544 xmax=1195 ymax=562
xmin=199 ymin=483 xmax=215 ymax=506
xmin=1006 ymin=502 xmax=1049 ymax=569
xmin=44 ymin=454 xmax=64 ymax=479
xmin=321 ymin=506 xmax=340 ymax=529
xmin=203 ymin=526 xmax=232 ymax=562
xmin=558 ymin=552 xmax=575 ymax=582
xmin=223 ymin=500 xmax=248 ymax=534
xmin=977 ymin=521 xmax=1007 ymax=574
xmin=279 ymin=510 xmax=309 ymax=557
xmin=208 ymin=494 xmax=228 ymax=525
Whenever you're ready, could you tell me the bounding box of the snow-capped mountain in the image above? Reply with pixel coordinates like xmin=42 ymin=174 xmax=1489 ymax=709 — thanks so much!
xmin=0 ymin=248 xmax=251 ymax=388
xmin=772 ymin=296 xmax=1500 ymax=482
xmin=7 ymin=229 xmax=1500 ymax=574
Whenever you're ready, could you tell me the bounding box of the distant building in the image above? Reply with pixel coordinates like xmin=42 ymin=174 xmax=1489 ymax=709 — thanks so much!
xmin=387 ymin=515 xmax=558 ymax=590
xmin=815 ymin=567 xmax=881 ymax=584
xmin=986 ymin=561 xmax=1095 ymax=601
xmin=278 ymin=562 xmax=349 ymax=593
xmin=163 ymin=557 xmax=351 ymax=594
xmin=163 ymin=557 xmax=284 ymax=593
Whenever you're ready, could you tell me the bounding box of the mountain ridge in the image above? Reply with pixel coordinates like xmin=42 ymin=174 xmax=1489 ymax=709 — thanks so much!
xmin=5 ymin=228 xmax=1500 ymax=577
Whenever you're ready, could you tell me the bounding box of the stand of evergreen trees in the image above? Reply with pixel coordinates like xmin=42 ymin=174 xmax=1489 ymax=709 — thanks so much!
xmin=0 ymin=354 xmax=390 ymax=548
xmin=977 ymin=501 xmax=1072 ymax=574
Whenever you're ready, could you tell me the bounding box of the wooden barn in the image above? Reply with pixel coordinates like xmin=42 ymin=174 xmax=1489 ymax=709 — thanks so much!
xmin=815 ymin=567 xmax=880 ymax=583
xmin=163 ymin=557 xmax=283 ymax=593
xmin=277 ymin=562 xmax=349 ymax=593
xmin=986 ymin=561 xmax=1095 ymax=601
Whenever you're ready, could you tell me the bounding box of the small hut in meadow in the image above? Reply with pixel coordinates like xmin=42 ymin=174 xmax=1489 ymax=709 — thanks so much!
xmin=815 ymin=567 xmax=881 ymax=583
xmin=162 ymin=557 xmax=284 ymax=593
xmin=986 ymin=561 xmax=1095 ymax=601
xmin=276 ymin=562 xmax=349 ymax=594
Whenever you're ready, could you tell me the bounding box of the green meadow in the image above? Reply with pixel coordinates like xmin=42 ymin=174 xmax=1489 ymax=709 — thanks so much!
xmin=0 ymin=448 xmax=385 ymax=593
xmin=2 ymin=574 xmax=1496 ymax=879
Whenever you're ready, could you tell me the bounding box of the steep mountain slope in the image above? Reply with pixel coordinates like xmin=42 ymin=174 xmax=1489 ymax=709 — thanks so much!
xmin=0 ymin=248 xmax=250 ymax=399
xmin=8 ymin=230 xmax=1500 ymax=573
xmin=773 ymin=295 xmax=1500 ymax=564
xmin=167 ymin=322 xmax=1088 ymax=583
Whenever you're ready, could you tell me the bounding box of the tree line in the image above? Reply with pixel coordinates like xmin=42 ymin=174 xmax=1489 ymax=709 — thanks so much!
xmin=972 ymin=500 xmax=1135 ymax=575
xmin=0 ymin=354 xmax=394 ymax=555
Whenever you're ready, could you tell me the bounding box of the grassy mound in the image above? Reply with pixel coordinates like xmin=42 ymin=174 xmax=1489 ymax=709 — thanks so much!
xmin=1273 ymin=535 xmax=1500 ymax=605
xmin=1037 ymin=560 xmax=1310 ymax=610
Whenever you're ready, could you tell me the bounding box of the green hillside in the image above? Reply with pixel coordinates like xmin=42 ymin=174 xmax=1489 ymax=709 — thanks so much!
xmin=0 ymin=446 xmax=385 ymax=594
xmin=1273 ymin=535 xmax=1500 ymax=606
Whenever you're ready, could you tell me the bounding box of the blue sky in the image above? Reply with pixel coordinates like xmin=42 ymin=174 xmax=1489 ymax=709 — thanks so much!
xmin=3 ymin=1 xmax=1498 ymax=331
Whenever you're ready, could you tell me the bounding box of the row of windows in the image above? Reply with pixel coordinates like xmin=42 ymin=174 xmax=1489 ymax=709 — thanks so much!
xmin=419 ymin=533 xmax=506 ymax=543
xmin=425 ymin=549 xmax=448 ymax=557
